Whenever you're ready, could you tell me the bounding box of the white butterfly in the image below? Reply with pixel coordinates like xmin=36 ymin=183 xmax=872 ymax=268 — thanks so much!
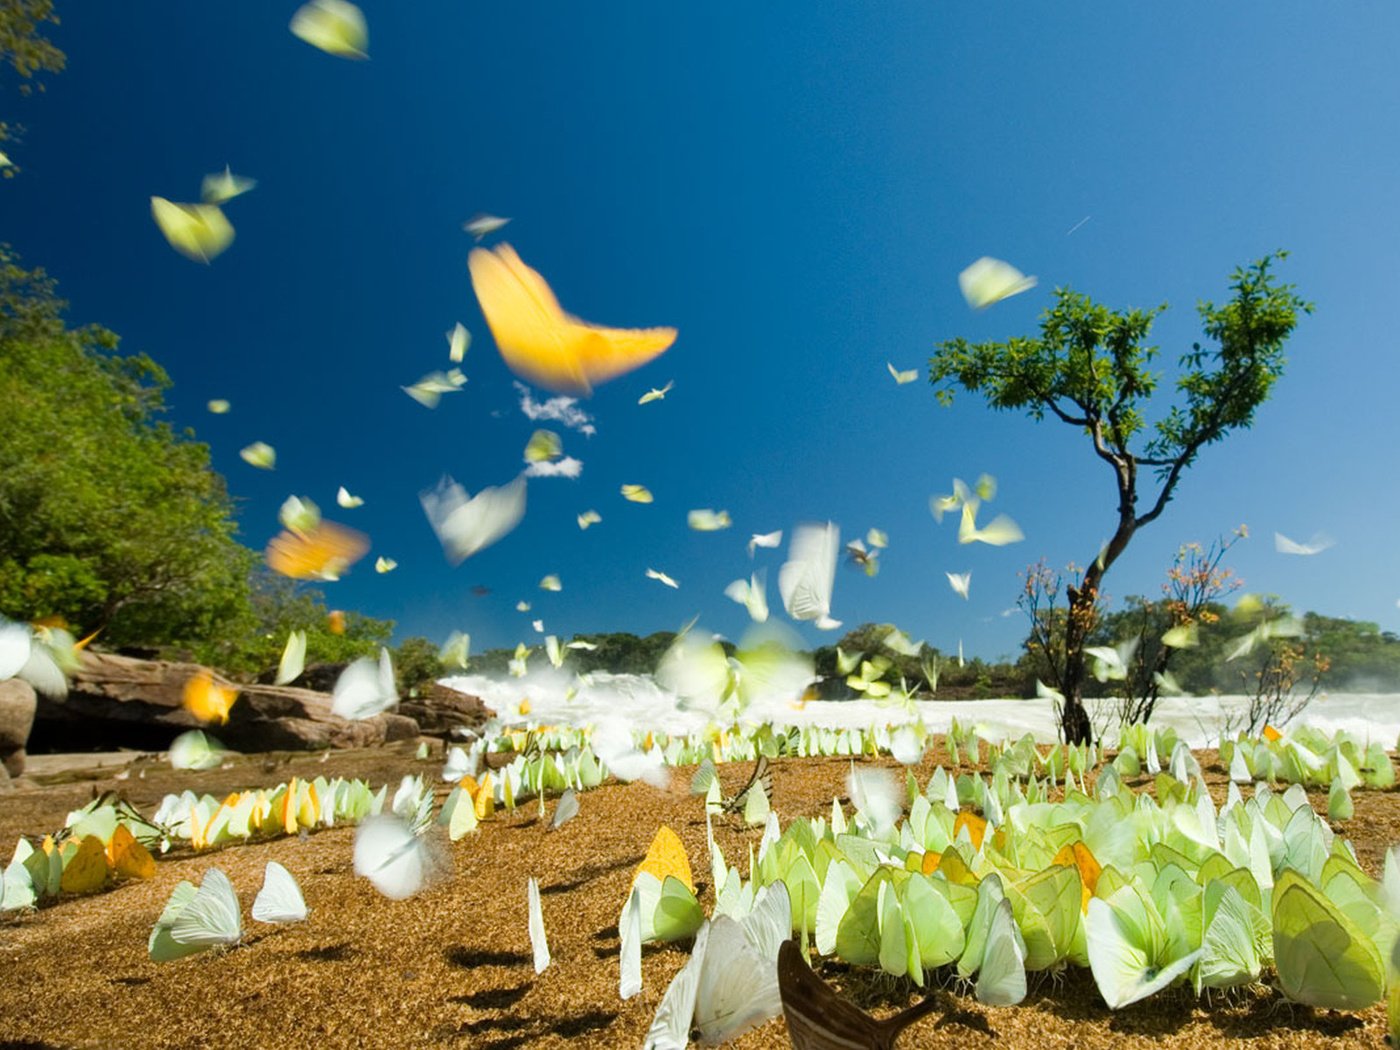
xmin=646 ymin=568 xmax=680 ymax=589
xmin=724 ymin=573 xmax=769 ymax=623
xmin=463 ymin=213 xmax=510 ymax=240
xmin=447 ymin=322 xmax=470 ymax=363
xmin=946 ymin=572 xmax=971 ymax=600
xmin=958 ymin=503 xmax=1024 ymax=546
xmin=748 ymin=530 xmax=783 ymax=557
xmin=779 ymin=522 xmax=841 ymax=630
xmin=420 ymin=475 xmax=527 ymax=564
xmin=958 ymin=256 xmax=1038 ymax=310
xmin=170 ymin=867 xmax=243 ymax=949
xmin=645 ymin=922 xmax=710 ymax=1049
xmin=1274 ymin=531 xmax=1334 ymax=556
xmin=336 ymin=485 xmax=364 ymax=508
xmin=887 ymin=362 xmax=917 ymax=384
xmin=374 ymin=556 xmax=397 ymax=574
xmin=353 ymin=816 xmax=434 ymax=900
xmin=638 ymin=380 xmax=674 ymax=405
xmin=527 ymin=877 xmax=551 ymax=974
xmin=577 ymin=509 xmax=602 ymax=530
xmin=549 ymin=788 xmax=579 ymax=830
xmin=331 ymin=648 xmax=397 ymax=720
xmin=692 ymin=882 xmax=790 ymax=1043
xmin=252 ymin=861 xmax=308 ymax=924
xmin=620 ymin=887 xmax=644 ymax=999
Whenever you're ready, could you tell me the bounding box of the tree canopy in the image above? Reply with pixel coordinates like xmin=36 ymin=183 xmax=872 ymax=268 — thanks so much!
xmin=0 ymin=247 xmax=256 ymax=648
xmin=931 ymin=254 xmax=1311 ymax=743
xmin=0 ymin=0 xmax=65 ymax=173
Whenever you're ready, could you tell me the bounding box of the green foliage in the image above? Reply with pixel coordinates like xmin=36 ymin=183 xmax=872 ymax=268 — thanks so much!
xmin=0 ymin=247 xmax=259 ymax=649
xmin=191 ymin=568 xmax=393 ymax=677
xmin=930 ymin=255 xmax=1310 ymax=744
xmin=0 ymin=0 xmax=65 ymax=172
xmin=394 ymin=636 xmax=444 ymax=697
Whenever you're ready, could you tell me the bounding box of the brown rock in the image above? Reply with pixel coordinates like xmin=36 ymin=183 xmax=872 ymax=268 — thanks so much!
xmin=396 ymin=681 xmax=490 ymax=738
xmin=0 ymin=678 xmax=37 ymax=776
xmin=30 ymin=651 xmax=419 ymax=754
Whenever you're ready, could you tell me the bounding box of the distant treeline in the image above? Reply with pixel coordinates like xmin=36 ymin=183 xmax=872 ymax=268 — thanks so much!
xmin=455 ymin=609 xmax=1400 ymax=700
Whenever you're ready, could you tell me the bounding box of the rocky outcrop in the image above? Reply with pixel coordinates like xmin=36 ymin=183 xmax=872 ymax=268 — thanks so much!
xmin=397 ymin=682 xmax=491 ymax=738
xmin=30 ymin=651 xmax=419 ymax=754
xmin=0 ymin=678 xmax=36 ymax=777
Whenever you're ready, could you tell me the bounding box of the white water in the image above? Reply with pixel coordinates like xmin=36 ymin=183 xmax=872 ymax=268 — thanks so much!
xmin=441 ymin=671 xmax=1400 ymax=750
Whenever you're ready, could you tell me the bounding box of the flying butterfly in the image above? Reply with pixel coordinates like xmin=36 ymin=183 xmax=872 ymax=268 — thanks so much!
xmin=468 ymin=244 xmax=677 ymax=396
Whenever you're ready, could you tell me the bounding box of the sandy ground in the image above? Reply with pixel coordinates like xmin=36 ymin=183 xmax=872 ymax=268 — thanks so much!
xmin=1 ymin=741 xmax=1397 ymax=1049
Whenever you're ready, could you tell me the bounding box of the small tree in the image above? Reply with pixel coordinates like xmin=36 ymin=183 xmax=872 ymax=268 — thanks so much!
xmin=931 ymin=254 xmax=1310 ymax=744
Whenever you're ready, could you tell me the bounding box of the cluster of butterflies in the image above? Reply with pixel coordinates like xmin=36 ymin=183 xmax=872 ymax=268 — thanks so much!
xmin=613 ymin=745 xmax=1400 ymax=1047
xmin=148 ymin=862 xmax=307 ymax=962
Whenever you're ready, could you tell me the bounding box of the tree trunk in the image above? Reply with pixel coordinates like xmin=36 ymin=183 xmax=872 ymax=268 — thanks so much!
xmin=1060 ymin=583 xmax=1098 ymax=746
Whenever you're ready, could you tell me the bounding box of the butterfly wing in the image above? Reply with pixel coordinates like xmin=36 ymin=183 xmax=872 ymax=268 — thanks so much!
xmin=252 ymin=861 xmax=308 ymax=924
xmin=170 ymin=868 xmax=242 ymax=948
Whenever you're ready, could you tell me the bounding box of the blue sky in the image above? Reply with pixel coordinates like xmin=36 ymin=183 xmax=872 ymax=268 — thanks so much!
xmin=5 ymin=5 xmax=1399 ymax=660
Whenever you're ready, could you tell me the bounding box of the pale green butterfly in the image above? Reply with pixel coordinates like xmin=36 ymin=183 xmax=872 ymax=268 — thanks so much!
xmin=1271 ymin=868 xmax=1384 ymax=1010
xmin=958 ymin=256 xmax=1037 ymax=310
xmin=151 ymin=197 xmax=234 ymax=264
xmin=1086 ymin=883 xmax=1201 ymax=1008
xmin=289 ymin=0 xmax=368 ymax=59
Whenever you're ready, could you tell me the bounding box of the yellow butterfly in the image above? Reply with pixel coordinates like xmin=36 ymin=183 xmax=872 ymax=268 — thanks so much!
xmin=266 ymin=520 xmax=369 ymax=580
xmin=107 ymin=825 xmax=156 ymax=881
xmin=207 ymin=399 xmax=230 ymax=414
xmin=240 ymin=441 xmax=276 ymax=469
xmin=469 ymin=244 xmax=677 ymax=396
xmin=150 ymin=197 xmax=234 ymax=263
xmin=621 ymin=484 xmax=653 ymax=503
xmin=577 ymin=509 xmax=602 ymax=529
xmin=59 ymin=835 xmax=109 ymax=895
xmin=635 ymin=825 xmax=694 ymax=893
xmin=290 ymin=0 xmax=368 ymax=59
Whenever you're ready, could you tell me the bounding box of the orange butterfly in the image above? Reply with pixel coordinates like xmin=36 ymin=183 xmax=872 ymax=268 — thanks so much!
xmin=469 ymin=244 xmax=676 ymax=396
xmin=182 ymin=670 xmax=239 ymax=725
xmin=265 ymin=520 xmax=369 ymax=581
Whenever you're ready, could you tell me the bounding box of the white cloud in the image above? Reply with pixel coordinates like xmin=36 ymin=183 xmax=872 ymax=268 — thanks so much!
xmin=524 ymin=456 xmax=584 ymax=479
xmin=515 ymin=382 xmax=596 ymax=436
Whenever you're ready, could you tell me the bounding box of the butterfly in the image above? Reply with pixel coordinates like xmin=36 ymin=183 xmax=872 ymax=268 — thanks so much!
xmin=687 ymin=508 xmax=732 ymax=531
xmin=469 ymin=244 xmax=677 ymax=396
xmin=336 ymin=485 xmax=364 ymax=508
xmin=646 ymin=568 xmax=679 ymax=589
xmin=778 ymin=938 xmax=938 ymax=1049
xmin=887 ymin=362 xmax=917 ymax=385
xmin=150 ymin=197 xmax=234 ymax=263
xmin=420 ymin=475 xmax=527 ymax=564
xmin=265 ymin=520 xmax=369 ymax=581
xmin=374 ymin=556 xmax=397 ymax=574
xmin=353 ymin=816 xmax=435 ymax=900
xmin=638 ymin=380 xmax=674 ymax=404
xmin=621 ymin=484 xmax=654 ymax=503
xmin=402 ymin=368 xmax=466 ymax=408
xmin=252 ymin=861 xmax=308 ymax=924
xmin=463 ymin=213 xmax=510 ymax=240
xmin=958 ymin=256 xmax=1037 ymax=310
xmin=200 ymin=166 xmax=256 ymax=204
xmin=239 ymin=441 xmax=276 ymax=469
xmin=182 ymin=670 xmax=238 ymax=724
xmin=331 ymin=648 xmax=397 ymax=720
xmin=289 ymin=0 xmax=368 ymax=59
xmin=527 ymin=877 xmax=551 ymax=974
xmin=946 ymin=572 xmax=971 ymax=600
xmin=524 ymin=429 xmax=563 ymax=463
xmin=206 ymin=399 xmax=230 ymax=414
xmin=723 ymin=756 xmax=774 ymax=815
xmin=577 ymin=509 xmax=602 ymax=529
xmin=748 ymin=530 xmax=783 ymax=557
xmin=779 ymin=523 xmax=841 ymax=630
xmin=447 ymin=322 xmax=471 ymax=362
xmin=1274 ymin=531 xmax=1334 ymax=556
